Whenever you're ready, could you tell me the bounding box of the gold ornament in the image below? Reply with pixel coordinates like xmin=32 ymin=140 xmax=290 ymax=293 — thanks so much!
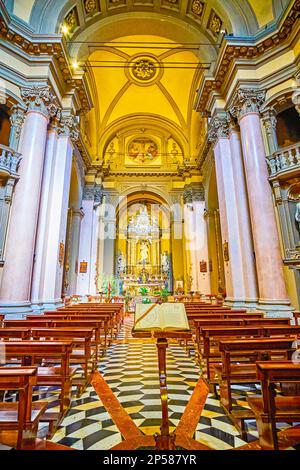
xmin=191 ymin=0 xmax=204 ymax=17
xmin=84 ymin=0 xmax=97 ymax=14
xmin=209 ymin=12 xmax=222 ymax=35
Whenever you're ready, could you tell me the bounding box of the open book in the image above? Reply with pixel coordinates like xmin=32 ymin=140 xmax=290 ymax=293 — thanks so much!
xmin=133 ymin=303 xmax=190 ymax=332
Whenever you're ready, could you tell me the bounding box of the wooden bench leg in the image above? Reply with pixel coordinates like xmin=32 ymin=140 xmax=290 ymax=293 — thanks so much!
xmin=256 ymin=417 xmax=279 ymax=450
xmin=219 ymin=376 xmax=233 ymax=412
xmin=61 ymin=379 xmax=72 ymax=416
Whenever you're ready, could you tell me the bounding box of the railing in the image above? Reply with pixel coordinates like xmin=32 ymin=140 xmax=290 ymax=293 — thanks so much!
xmin=267 ymin=142 xmax=300 ymax=177
xmin=0 ymin=144 xmax=21 ymax=177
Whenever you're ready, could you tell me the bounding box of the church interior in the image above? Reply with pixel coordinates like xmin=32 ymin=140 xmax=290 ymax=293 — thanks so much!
xmin=0 ymin=0 xmax=300 ymax=453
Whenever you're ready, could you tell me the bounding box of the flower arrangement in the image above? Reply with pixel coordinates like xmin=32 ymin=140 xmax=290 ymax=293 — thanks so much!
xmin=154 ymin=288 xmax=169 ymax=303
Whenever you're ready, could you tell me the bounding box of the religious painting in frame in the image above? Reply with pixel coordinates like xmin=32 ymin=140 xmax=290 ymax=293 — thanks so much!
xmin=200 ymin=260 xmax=207 ymax=273
xmin=80 ymin=261 xmax=88 ymax=273
xmin=223 ymin=241 xmax=229 ymax=262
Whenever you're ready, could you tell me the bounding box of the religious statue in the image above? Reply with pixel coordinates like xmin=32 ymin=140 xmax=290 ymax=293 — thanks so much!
xmin=140 ymin=242 xmax=149 ymax=263
xmin=161 ymin=252 xmax=170 ymax=274
xmin=117 ymin=252 xmax=126 ymax=275
xmin=295 ymin=202 xmax=300 ymax=234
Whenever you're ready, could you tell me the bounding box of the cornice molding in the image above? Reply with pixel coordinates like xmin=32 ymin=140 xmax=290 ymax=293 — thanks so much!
xmin=0 ymin=7 xmax=92 ymax=114
xmin=195 ymin=0 xmax=300 ymax=113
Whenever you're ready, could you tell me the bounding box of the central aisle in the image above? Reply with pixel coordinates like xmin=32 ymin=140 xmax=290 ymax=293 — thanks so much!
xmin=50 ymin=315 xmax=259 ymax=450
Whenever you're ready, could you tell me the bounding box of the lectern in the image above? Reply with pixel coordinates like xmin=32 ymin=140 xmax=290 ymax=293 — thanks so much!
xmin=132 ymin=303 xmax=191 ymax=450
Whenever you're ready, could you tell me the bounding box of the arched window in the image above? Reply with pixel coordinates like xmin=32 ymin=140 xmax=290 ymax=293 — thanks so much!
xmin=0 ymin=106 xmax=10 ymax=147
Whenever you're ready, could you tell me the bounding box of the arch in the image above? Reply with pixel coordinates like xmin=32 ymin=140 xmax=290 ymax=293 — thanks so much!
xmin=116 ymin=186 xmax=173 ymax=212
xmin=26 ymin=0 xmax=258 ymax=38
xmin=262 ymin=87 xmax=298 ymax=114
xmin=98 ymin=113 xmax=189 ymax=160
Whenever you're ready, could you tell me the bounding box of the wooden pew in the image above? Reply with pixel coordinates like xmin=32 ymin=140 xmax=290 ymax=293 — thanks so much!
xmin=30 ymin=313 xmax=112 ymax=347
xmin=293 ymin=311 xmax=300 ymax=326
xmin=1 ymin=341 xmax=76 ymax=419
xmin=30 ymin=327 xmax=95 ymax=395
xmin=199 ymin=325 xmax=300 ymax=392
xmin=247 ymin=361 xmax=300 ymax=449
xmin=215 ymin=338 xmax=296 ymax=419
xmin=60 ymin=306 xmax=124 ymax=336
xmin=0 ymin=328 xmax=31 ymax=340
xmin=193 ymin=318 xmax=291 ymax=354
xmin=0 ymin=367 xmax=47 ymax=449
xmin=58 ymin=303 xmax=124 ymax=331
xmin=199 ymin=326 xmax=265 ymax=387
xmin=4 ymin=319 xmax=105 ymax=358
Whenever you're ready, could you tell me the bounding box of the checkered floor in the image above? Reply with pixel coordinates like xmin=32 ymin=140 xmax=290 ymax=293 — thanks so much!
xmin=49 ymin=315 xmax=296 ymax=450
xmin=1 ymin=315 xmax=298 ymax=450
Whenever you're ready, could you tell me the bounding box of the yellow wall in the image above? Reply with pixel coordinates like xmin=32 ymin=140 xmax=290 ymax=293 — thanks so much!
xmin=248 ymin=0 xmax=274 ymax=27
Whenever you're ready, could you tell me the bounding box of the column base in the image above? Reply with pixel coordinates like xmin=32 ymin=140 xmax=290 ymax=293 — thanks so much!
xmin=31 ymin=298 xmax=64 ymax=312
xmin=224 ymin=297 xmax=259 ymax=310
xmin=0 ymin=301 xmax=33 ymax=319
xmin=257 ymin=300 xmax=294 ymax=319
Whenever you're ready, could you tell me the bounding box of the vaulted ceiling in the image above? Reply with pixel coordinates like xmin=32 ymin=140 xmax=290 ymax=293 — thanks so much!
xmin=6 ymin=0 xmax=292 ymax=168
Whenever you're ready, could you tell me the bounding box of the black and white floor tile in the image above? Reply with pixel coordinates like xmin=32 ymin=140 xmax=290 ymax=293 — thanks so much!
xmin=1 ymin=314 xmax=298 ymax=450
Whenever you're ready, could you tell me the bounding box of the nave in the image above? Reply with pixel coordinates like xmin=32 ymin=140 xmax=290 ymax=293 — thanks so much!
xmin=1 ymin=314 xmax=297 ymax=451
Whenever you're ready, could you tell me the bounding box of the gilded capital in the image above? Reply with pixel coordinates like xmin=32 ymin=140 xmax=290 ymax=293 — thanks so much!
xmin=229 ymin=88 xmax=266 ymax=120
xmin=207 ymin=113 xmax=230 ymax=145
xmin=21 ymin=86 xmax=59 ymax=119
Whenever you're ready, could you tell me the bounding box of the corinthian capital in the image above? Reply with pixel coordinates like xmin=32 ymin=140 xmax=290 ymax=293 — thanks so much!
xmin=9 ymin=105 xmax=25 ymax=139
xmin=58 ymin=115 xmax=79 ymax=142
xmin=207 ymin=113 xmax=230 ymax=145
xmin=229 ymin=88 xmax=266 ymax=120
xmin=21 ymin=85 xmax=59 ymax=119
xmin=261 ymin=108 xmax=277 ymax=136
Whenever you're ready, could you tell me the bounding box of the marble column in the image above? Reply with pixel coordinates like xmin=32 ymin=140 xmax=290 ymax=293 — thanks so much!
xmin=35 ymin=116 xmax=78 ymax=309
xmin=208 ymin=112 xmax=258 ymax=306
xmin=212 ymin=141 xmax=232 ymax=300
xmin=0 ymin=86 xmax=58 ymax=315
xmin=262 ymin=108 xmax=278 ymax=155
xmin=68 ymin=208 xmax=84 ymax=296
xmin=228 ymin=123 xmax=258 ymax=304
xmin=77 ymin=184 xmax=102 ymax=295
xmin=192 ymin=186 xmax=211 ymax=296
xmin=31 ymin=122 xmax=58 ymax=309
xmin=102 ymin=195 xmax=116 ymax=277
xmin=229 ymin=88 xmax=290 ymax=310
xmin=183 ymin=188 xmax=198 ymax=292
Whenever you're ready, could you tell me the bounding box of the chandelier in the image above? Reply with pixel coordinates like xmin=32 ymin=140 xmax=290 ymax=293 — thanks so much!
xmin=127 ymin=206 xmax=159 ymax=240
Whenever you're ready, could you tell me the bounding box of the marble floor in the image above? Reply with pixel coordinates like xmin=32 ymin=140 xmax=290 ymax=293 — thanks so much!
xmin=47 ymin=315 xmax=297 ymax=450
xmin=2 ymin=315 xmax=298 ymax=450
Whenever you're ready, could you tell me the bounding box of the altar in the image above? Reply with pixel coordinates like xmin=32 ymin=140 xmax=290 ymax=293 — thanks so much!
xmin=115 ymin=204 xmax=173 ymax=293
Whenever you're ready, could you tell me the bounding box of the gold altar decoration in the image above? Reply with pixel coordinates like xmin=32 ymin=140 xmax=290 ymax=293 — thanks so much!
xmin=117 ymin=204 xmax=171 ymax=295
